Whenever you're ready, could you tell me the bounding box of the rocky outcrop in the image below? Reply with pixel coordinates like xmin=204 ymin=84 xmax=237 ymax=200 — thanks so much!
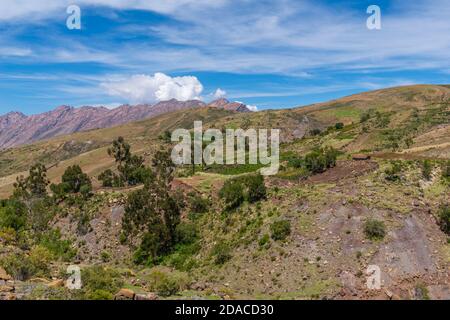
xmin=208 ymin=98 xmax=251 ymax=112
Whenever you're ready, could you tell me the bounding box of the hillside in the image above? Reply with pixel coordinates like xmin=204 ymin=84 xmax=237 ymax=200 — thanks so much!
xmin=0 ymin=85 xmax=448 ymax=300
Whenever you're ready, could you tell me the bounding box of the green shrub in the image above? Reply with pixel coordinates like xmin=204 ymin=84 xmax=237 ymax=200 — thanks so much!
xmin=442 ymin=161 xmax=450 ymax=181
xmin=175 ymin=223 xmax=197 ymax=245
xmin=187 ymin=192 xmax=210 ymax=214
xmin=50 ymin=182 xmax=70 ymax=201
xmin=364 ymin=219 xmax=386 ymax=240
xmin=219 ymin=179 xmax=245 ymax=210
xmin=81 ymin=266 xmax=123 ymax=300
xmin=304 ymin=147 xmax=337 ymax=174
xmin=243 ymin=174 xmax=266 ymax=203
xmin=146 ymin=268 xmax=189 ymax=297
xmin=438 ymin=205 xmax=450 ymax=235
xmin=28 ymin=245 xmax=53 ymax=276
xmin=270 ymin=220 xmax=291 ymax=241
xmin=211 ymin=242 xmax=232 ymax=265
xmin=101 ymin=251 xmax=111 ymax=262
xmin=0 ymin=252 xmax=34 ymax=280
xmin=422 ymin=160 xmax=432 ymax=180
xmin=385 ymin=161 xmax=403 ymax=182
xmin=0 ymin=199 xmax=27 ymax=231
xmin=335 ymin=122 xmax=344 ymax=130
xmin=0 ymin=246 xmax=53 ymax=280
xmin=309 ymin=128 xmax=321 ymax=136
xmin=258 ymin=234 xmax=270 ymax=247
xmin=219 ymin=174 xmax=266 ymax=210
xmin=88 ymin=289 xmax=114 ymax=300
xmin=39 ymin=229 xmax=76 ymax=261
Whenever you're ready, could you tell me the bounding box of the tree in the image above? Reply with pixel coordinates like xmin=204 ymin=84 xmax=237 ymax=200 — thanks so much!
xmin=120 ymin=154 xmax=145 ymax=185
xmin=98 ymin=169 xmax=114 ymax=187
xmin=108 ymin=137 xmax=131 ymax=166
xmin=122 ymin=148 xmax=182 ymax=265
xmin=62 ymin=165 xmax=92 ymax=193
xmin=106 ymin=137 xmax=146 ymax=186
xmin=13 ymin=163 xmax=49 ymax=198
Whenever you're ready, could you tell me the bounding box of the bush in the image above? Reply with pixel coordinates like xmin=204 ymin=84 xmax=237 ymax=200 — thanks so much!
xmin=187 ymin=192 xmax=210 ymax=214
xmin=81 ymin=266 xmax=123 ymax=300
xmin=335 ymin=122 xmax=344 ymax=130
xmin=258 ymin=234 xmax=270 ymax=247
xmin=50 ymin=182 xmax=70 ymax=201
xmin=211 ymin=242 xmax=232 ymax=265
xmin=243 ymin=174 xmax=266 ymax=203
xmin=304 ymin=147 xmax=337 ymax=174
xmin=270 ymin=220 xmax=291 ymax=241
xmin=146 ymin=268 xmax=189 ymax=297
xmin=175 ymin=223 xmax=197 ymax=245
xmin=422 ymin=160 xmax=432 ymax=180
xmin=364 ymin=219 xmax=386 ymax=240
xmin=219 ymin=179 xmax=245 ymax=210
xmin=0 ymin=246 xmax=53 ymax=280
xmin=309 ymin=128 xmax=321 ymax=136
xmin=219 ymin=174 xmax=266 ymax=210
xmin=0 ymin=252 xmax=33 ymax=280
xmin=39 ymin=229 xmax=76 ymax=261
xmin=442 ymin=161 xmax=450 ymax=181
xmin=438 ymin=205 xmax=450 ymax=235
xmin=385 ymin=161 xmax=403 ymax=182
xmin=28 ymin=245 xmax=53 ymax=276
xmin=0 ymin=199 xmax=27 ymax=231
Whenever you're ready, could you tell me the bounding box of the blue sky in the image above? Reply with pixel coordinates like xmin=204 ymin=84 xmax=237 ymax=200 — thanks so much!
xmin=0 ymin=0 xmax=449 ymax=115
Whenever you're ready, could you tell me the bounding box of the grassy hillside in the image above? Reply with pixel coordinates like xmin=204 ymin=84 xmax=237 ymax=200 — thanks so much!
xmin=0 ymin=85 xmax=448 ymax=301
xmin=1 ymin=85 xmax=448 ymax=197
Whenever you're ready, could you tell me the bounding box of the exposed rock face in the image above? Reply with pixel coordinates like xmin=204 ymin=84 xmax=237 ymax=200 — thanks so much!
xmin=208 ymin=98 xmax=251 ymax=112
xmin=0 ymin=98 xmax=252 ymax=149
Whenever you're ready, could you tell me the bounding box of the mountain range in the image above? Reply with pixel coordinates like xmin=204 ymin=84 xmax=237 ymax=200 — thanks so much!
xmin=0 ymin=98 xmax=250 ymax=149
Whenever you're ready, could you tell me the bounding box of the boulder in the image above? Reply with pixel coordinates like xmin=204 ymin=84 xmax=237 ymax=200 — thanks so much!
xmin=134 ymin=293 xmax=159 ymax=300
xmin=0 ymin=267 xmax=11 ymax=281
xmin=48 ymin=279 xmax=65 ymax=288
xmin=114 ymin=288 xmax=135 ymax=300
xmin=0 ymin=285 xmax=14 ymax=293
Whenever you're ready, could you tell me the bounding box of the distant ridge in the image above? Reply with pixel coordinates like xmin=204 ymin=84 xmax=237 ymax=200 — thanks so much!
xmin=0 ymin=98 xmax=250 ymax=149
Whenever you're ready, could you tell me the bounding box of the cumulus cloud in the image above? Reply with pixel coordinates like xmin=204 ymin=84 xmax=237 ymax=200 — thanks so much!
xmin=102 ymin=73 xmax=203 ymax=104
xmin=236 ymin=101 xmax=258 ymax=112
xmin=246 ymin=105 xmax=258 ymax=112
xmin=213 ymin=88 xmax=227 ymax=99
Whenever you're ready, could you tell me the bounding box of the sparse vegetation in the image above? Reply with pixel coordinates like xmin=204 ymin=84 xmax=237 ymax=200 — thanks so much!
xmin=438 ymin=205 xmax=450 ymax=235
xmin=364 ymin=219 xmax=386 ymax=240
xmin=270 ymin=220 xmax=291 ymax=241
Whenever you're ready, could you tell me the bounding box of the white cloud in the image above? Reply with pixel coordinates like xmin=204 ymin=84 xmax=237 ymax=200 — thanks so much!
xmin=0 ymin=0 xmax=227 ymax=21
xmin=213 ymin=88 xmax=227 ymax=99
xmin=236 ymin=101 xmax=258 ymax=112
xmin=0 ymin=46 xmax=32 ymax=57
xmin=246 ymin=105 xmax=258 ymax=112
xmin=101 ymin=73 xmax=204 ymax=104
